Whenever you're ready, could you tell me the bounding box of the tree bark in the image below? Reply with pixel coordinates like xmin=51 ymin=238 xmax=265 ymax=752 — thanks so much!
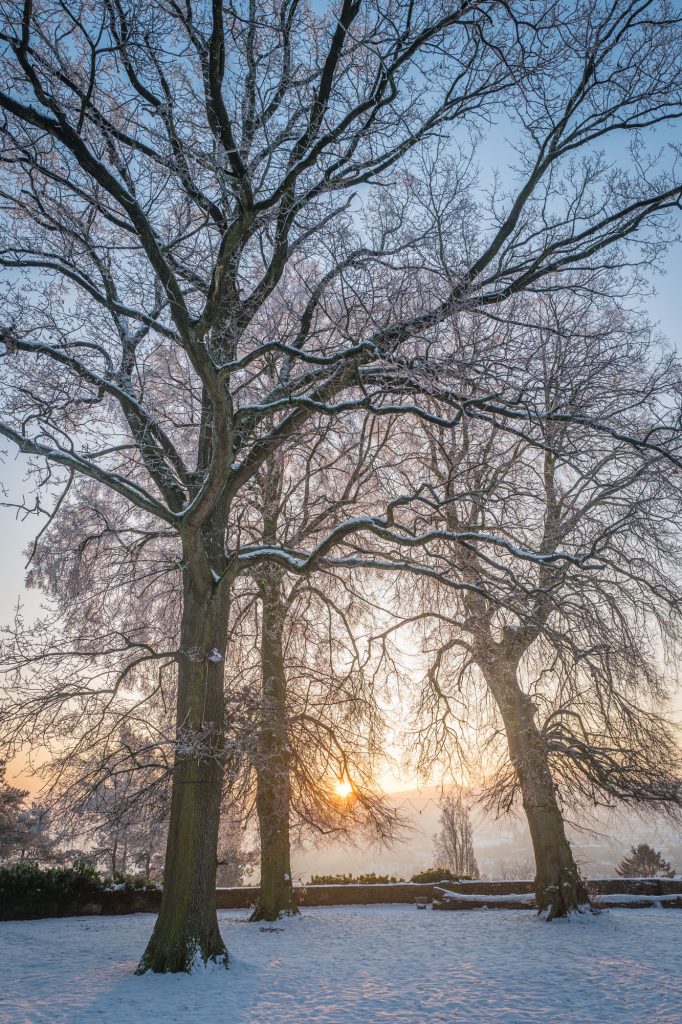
xmin=482 ymin=655 xmax=590 ymax=919
xmin=250 ymin=570 xmax=298 ymax=922
xmin=137 ymin=554 xmax=229 ymax=972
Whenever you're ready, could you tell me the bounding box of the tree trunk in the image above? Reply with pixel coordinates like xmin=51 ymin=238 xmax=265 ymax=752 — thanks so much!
xmin=482 ymin=656 xmax=590 ymax=919
xmin=250 ymin=570 xmax=298 ymax=922
xmin=137 ymin=558 xmax=229 ymax=973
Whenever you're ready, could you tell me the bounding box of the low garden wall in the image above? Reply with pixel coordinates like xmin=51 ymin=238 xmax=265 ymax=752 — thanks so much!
xmin=0 ymin=887 xmax=163 ymax=921
xmin=3 ymin=876 xmax=681 ymax=921
xmin=216 ymin=882 xmax=436 ymax=909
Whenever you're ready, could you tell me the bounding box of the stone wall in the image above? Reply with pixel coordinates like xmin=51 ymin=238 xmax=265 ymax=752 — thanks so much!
xmin=4 ymin=877 xmax=681 ymax=920
xmin=214 ymin=882 xmax=435 ymax=909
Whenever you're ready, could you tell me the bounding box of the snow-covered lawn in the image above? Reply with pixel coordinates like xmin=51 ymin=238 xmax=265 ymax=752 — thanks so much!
xmin=1 ymin=906 xmax=680 ymax=1024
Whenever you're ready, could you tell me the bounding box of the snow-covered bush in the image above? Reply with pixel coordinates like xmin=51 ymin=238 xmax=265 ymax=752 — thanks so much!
xmin=0 ymin=860 xmax=102 ymax=918
xmin=309 ymin=873 xmax=403 ymax=885
xmin=410 ymin=868 xmax=468 ymax=884
xmin=0 ymin=861 xmax=160 ymax=919
xmin=101 ymin=871 xmax=160 ymax=893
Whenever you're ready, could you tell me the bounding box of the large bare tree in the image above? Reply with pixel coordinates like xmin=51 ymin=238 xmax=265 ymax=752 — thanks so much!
xmin=395 ymin=290 xmax=682 ymax=917
xmin=235 ymin=422 xmax=400 ymax=922
xmin=3 ymin=408 xmax=400 ymax=922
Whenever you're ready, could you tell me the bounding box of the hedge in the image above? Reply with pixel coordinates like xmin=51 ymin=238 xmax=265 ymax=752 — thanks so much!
xmin=0 ymin=861 xmax=158 ymax=920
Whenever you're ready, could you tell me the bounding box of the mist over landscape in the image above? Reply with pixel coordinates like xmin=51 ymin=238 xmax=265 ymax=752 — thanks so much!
xmin=292 ymin=786 xmax=682 ymax=882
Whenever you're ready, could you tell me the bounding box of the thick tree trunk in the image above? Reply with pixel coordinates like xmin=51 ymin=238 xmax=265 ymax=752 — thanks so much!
xmin=250 ymin=571 xmax=298 ymax=922
xmin=251 ymin=775 xmax=296 ymax=921
xmin=137 ymin=560 xmax=229 ymax=973
xmin=482 ymin=656 xmax=590 ymax=919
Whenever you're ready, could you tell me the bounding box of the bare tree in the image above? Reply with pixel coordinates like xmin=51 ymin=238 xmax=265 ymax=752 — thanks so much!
xmin=236 ymin=562 xmax=401 ymax=920
xmin=51 ymin=726 xmax=172 ymax=878
xmin=434 ymin=792 xmax=479 ymax=878
xmin=487 ymin=860 xmax=536 ymax=882
xmin=1 ymin=0 xmax=682 ymax=971
xmin=0 ymin=759 xmax=56 ymax=863
xmin=235 ymin=415 xmax=402 ymax=920
xmin=396 ymin=291 xmax=682 ymax=917
xmin=6 ymin=410 xmax=401 ymax=921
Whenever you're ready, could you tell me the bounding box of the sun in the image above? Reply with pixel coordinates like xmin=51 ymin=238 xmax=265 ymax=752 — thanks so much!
xmin=335 ymin=779 xmax=353 ymax=799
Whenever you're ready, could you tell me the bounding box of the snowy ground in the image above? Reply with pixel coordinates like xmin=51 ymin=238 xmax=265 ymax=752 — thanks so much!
xmin=1 ymin=906 xmax=681 ymax=1024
